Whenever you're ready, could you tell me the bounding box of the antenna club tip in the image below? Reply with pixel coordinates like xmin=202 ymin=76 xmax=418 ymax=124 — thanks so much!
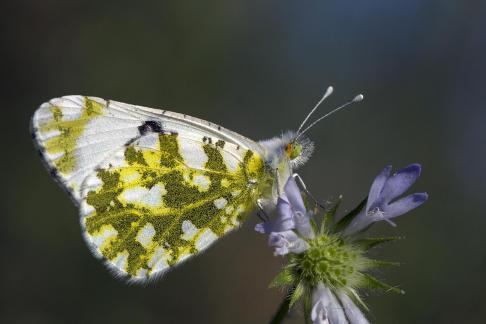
xmin=323 ymin=86 xmax=334 ymax=98
xmin=353 ymin=94 xmax=364 ymax=102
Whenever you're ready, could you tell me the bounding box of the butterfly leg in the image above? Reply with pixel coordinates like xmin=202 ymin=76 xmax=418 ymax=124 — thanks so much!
xmin=257 ymin=199 xmax=270 ymax=221
xmin=292 ymin=173 xmax=326 ymax=210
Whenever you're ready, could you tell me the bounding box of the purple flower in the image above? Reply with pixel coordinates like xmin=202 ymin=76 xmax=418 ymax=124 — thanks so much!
xmin=344 ymin=164 xmax=428 ymax=235
xmin=268 ymin=231 xmax=309 ymax=256
xmin=255 ymin=177 xmax=315 ymax=239
xmin=311 ymin=283 xmax=348 ymax=324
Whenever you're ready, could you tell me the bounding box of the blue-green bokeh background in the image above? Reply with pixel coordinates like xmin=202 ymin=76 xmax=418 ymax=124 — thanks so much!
xmin=2 ymin=1 xmax=485 ymax=323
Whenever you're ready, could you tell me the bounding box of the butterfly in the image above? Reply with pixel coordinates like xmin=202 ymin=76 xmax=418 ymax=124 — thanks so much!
xmin=31 ymin=87 xmax=363 ymax=282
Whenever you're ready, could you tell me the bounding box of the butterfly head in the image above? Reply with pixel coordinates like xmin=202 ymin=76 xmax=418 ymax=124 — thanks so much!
xmin=286 ymin=132 xmax=315 ymax=169
xmin=259 ymin=130 xmax=314 ymax=170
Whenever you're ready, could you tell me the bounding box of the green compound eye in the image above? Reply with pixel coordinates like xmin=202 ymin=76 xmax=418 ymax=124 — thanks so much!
xmin=285 ymin=143 xmax=303 ymax=160
xmin=291 ymin=143 xmax=302 ymax=159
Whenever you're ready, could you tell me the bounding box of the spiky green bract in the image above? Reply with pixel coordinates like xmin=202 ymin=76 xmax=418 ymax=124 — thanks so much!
xmin=354 ymin=236 xmax=404 ymax=251
xmin=331 ymin=197 xmax=367 ymax=233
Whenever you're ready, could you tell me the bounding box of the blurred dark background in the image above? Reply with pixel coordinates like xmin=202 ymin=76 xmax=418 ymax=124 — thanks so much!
xmin=2 ymin=0 xmax=485 ymax=323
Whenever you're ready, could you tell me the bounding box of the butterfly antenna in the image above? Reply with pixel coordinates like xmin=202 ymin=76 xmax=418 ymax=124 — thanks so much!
xmin=295 ymin=93 xmax=364 ymax=140
xmin=296 ymin=86 xmax=334 ymax=135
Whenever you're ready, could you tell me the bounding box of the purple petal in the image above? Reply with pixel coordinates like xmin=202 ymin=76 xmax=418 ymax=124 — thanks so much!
xmin=342 ymin=209 xmax=368 ymax=237
xmin=379 ymin=164 xmax=422 ymax=204
xmin=385 ymin=192 xmax=428 ymax=219
xmin=312 ymin=284 xmax=347 ymax=324
xmin=254 ymin=222 xmax=267 ymax=234
xmin=274 ymin=198 xmax=296 ymax=231
xmin=367 ymin=165 xmax=391 ymax=210
xmin=277 ymin=197 xmax=292 ymax=219
xmin=284 ymin=177 xmax=306 ymax=214
xmin=294 ymin=210 xmax=315 ymax=239
xmin=310 ymin=300 xmax=327 ymax=324
xmin=255 ymin=221 xmax=285 ymax=234
xmin=269 ymin=231 xmax=308 ymax=255
xmin=337 ymin=291 xmax=369 ymax=324
xmin=255 ymin=199 xmax=295 ymax=234
xmin=326 ymin=291 xmax=348 ymax=324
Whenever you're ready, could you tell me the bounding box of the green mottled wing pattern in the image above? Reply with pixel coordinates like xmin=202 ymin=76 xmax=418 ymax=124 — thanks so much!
xmin=80 ymin=132 xmax=269 ymax=281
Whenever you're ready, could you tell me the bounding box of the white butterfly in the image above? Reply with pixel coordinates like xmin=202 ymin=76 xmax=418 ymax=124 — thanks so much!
xmin=31 ymin=86 xmax=363 ymax=282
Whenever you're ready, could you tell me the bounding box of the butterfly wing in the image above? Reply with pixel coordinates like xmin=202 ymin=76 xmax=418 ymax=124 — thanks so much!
xmin=32 ymin=95 xmax=264 ymax=201
xmin=32 ymin=95 xmax=270 ymax=281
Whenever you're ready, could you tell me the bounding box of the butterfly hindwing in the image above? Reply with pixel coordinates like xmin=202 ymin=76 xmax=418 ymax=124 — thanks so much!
xmin=79 ymin=130 xmax=267 ymax=281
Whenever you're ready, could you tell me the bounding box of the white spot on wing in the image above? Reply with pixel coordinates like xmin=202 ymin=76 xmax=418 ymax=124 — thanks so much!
xmin=122 ymin=187 xmax=147 ymax=203
xmin=136 ymin=268 xmax=148 ymax=278
xmin=193 ymin=174 xmax=210 ymax=191
xmin=46 ymin=151 xmax=65 ymax=161
xmin=121 ymin=171 xmax=140 ymax=183
xmin=112 ymin=251 xmax=129 ymax=270
xmin=80 ymin=202 xmax=95 ymax=217
xmin=178 ymin=139 xmax=208 ymax=169
xmin=136 ymin=223 xmax=156 ymax=248
xmin=181 ymin=220 xmax=198 ymax=241
xmin=37 ymin=129 xmax=61 ymax=141
xmin=195 ymin=229 xmax=218 ymax=251
xmin=92 ymin=226 xmax=118 ymax=248
xmin=221 ymin=150 xmax=239 ymax=172
xmin=121 ymin=184 xmax=165 ymax=207
xmin=84 ymin=174 xmax=103 ymax=190
xmin=148 ymin=246 xmax=171 ymax=273
xmin=214 ymin=197 xmax=227 ymax=209
xmin=144 ymin=184 xmax=166 ymax=206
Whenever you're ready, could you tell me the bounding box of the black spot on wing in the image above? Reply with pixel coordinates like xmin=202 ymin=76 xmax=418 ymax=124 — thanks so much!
xmin=30 ymin=126 xmax=38 ymax=139
xmin=202 ymin=136 xmax=213 ymax=144
xmin=50 ymin=168 xmax=60 ymax=179
xmin=215 ymin=140 xmax=225 ymax=148
xmin=123 ymin=120 xmax=165 ymax=146
xmin=138 ymin=120 xmax=163 ymax=135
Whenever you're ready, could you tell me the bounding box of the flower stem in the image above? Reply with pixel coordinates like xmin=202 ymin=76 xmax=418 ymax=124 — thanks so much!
xmin=269 ymin=291 xmax=292 ymax=324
